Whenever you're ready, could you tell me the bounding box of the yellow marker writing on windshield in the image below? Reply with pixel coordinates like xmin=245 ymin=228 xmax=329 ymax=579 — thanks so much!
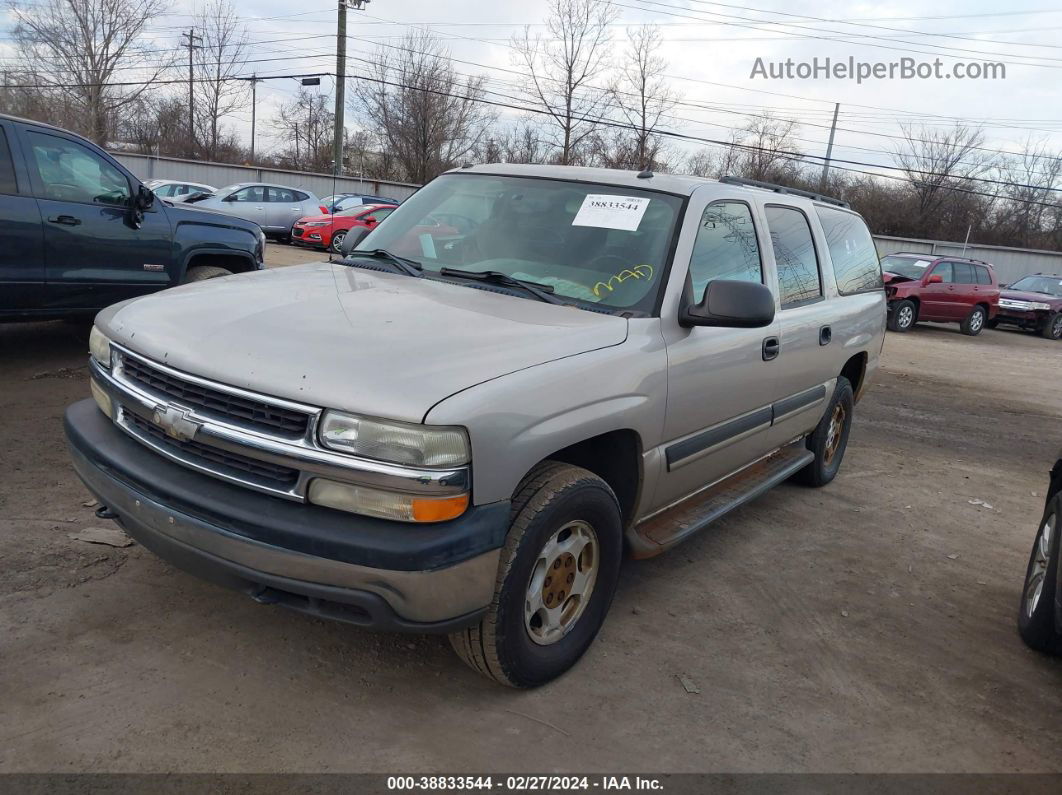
xmin=593 ymin=264 xmax=654 ymax=297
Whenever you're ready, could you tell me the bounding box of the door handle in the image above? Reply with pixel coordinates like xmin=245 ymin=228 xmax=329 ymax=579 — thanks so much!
xmin=819 ymin=325 xmax=832 ymax=346
xmin=762 ymin=336 xmax=780 ymax=361
xmin=48 ymin=215 xmax=81 ymax=226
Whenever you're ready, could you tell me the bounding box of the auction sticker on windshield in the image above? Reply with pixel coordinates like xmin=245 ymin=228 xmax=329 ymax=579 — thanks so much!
xmin=572 ymin=194 xmax=650 ymax=231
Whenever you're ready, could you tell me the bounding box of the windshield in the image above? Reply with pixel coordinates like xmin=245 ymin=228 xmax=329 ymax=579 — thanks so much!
xmin=1009 ymin=275 xmax=1062 ymax=297
xmin=351 ymin=173 xmax=683 ymax=313
xmin=881 ymin=256 xmax=933 ymax=279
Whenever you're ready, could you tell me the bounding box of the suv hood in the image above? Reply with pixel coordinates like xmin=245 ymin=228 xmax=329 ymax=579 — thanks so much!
xmin=1001 ymin=289 xmax=1062 ymax=306
xmin=97 ymin=262 xmax=629 ymax=422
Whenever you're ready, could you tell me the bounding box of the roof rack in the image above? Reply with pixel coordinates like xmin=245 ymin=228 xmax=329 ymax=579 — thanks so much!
xmin=719 ymin=176 xmax=850 ymax=208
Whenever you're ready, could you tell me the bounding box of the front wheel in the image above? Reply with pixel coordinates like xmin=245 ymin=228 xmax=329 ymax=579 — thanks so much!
xmin=1018 ymin=494 xmax=1061 ymax=654
xmin=888 ymin=300 xmax=916 ymax=332
xmin=1040 ymin=312 xmax=1062 ymax=341
xmin=330 ymin=230 xmax=346 ymax=254
xmin=448 ymin=462 xmax=623 ymax=687
xmin=960 ymin=305 xmax=986 ymax=336
xmin=793 ymin=377 xmax=853 ymax=488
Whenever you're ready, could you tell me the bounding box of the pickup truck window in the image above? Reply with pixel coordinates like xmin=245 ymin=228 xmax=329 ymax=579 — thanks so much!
xmin=688 ymin=201 xmax=762 ymax=298
xmin=815 ymin=205 xmax=882 ymax=295
xmin=0 ymin=128 xmax=17 ymax=194
xmin=765 ymin=205 xmax=822 ymax=308
xmin=26 ymin=131 xmax=130 ymax=206
xmin=354 ymin=173 xmax=683 ymax=314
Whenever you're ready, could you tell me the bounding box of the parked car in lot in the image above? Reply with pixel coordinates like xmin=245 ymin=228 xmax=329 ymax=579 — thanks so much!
xmin=881 ymin=253 xmax=999 ymax=335
xmin=187 ymin=183 xmax=324 ymax=241
xmin=292 ymin=202 xmax=397 ymax=253
xmin=321 ymin=192 xmax=401 ymax=212
xmin=65 ymin=167 xmax=885 ymax=686
xmin=1018 ymin=452 xmax=1062 ymax=655
xmin=0 ymin=113 xmax=265 ymax=321
xmin=144 ymin=178 xmax=215 ymax=203
xmin=991 ymin=274 xmax=1062 ymax=340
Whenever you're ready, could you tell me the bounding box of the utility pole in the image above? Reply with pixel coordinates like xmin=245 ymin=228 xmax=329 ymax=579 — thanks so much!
xmin=249 ymin=75 xmax=262 ymax=164
xmin=819 ymin=102 xmax=840 ymax=192
xmin=181 ymin=29 xmax=202 ymax=156
xmin=334 ymin=1 xmax=371 ymax=177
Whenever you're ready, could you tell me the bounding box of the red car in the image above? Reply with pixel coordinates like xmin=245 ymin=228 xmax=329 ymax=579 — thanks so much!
xmin=881 ymin=253 xmax=1000 ymax=336
xmin=292 ymin=203 xmax=397 ymax=253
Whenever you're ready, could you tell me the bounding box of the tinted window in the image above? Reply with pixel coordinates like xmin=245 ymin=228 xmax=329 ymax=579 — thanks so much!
xmin=815 ymin=205 xmax=882 ymax=295
xmin=27 ymin=131 xmax=130 ymax=206
xmin=0 ymin=128 xmax=18 ymax=194
xmin=975 ymin=265 xmax=992 ymax=285
xmin=952 ymin=262 xmax=975 ymax=284
xmin=931 ymin=262 xmax=953 ymax=283
xmin=687 ymin=201 xmax=763 ymax=298
xmin=765 ymin=205 xmax=822 ymax=307
xmin=269 ymin=187 xmax=296 ymax=202
xmin=293 ymin=190 xmax=309 ymax=202
xmin=229 ymin=186 xmax=265 ymax=202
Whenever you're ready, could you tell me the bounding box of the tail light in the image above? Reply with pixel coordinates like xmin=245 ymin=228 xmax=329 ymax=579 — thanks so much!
xmin=320 ymin=205 xmax=328 ymax=214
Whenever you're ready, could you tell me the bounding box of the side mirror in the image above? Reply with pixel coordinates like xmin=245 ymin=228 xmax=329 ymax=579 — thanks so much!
xmin=680 ymin=280 xmax=775 ymax=329
xmin=135 ymin=184 xmax=154 ymax=211
xmin=927 ymin=274 xmax=943 ymax=284
xmin=339 ymin=226 xmax=372 ymax=257
xmin=222 ymin=194 xmax=236 ymax=202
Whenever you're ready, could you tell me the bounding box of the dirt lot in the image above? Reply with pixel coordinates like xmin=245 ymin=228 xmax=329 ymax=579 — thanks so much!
xmin=2 ymin=260 xmax=1061 ymax=772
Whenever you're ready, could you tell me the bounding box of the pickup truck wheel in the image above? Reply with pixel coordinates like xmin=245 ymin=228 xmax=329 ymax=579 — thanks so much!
xmin=448 ymin=462 xmax=623 ymax=688
xmin=1018 ymin=494 xmax=1061 ymax=654
xmin=793 ymin=377 xmax=853 ymax=488
xmin=183 ymin=265 xmax=233 ymax=283
xmin=960 ymin=306 xmax=986 ymax=336
xmin=1040 ymin=312 xmax=1062 ymax=340
xmin=888 ymin=300 xmax=916 ymax=332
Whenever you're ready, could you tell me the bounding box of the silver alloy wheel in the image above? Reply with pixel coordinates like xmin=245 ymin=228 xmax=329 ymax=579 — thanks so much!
xmin=1025 ymin=513 xmax=1055 ymax=617
xmin=331 ymin=231 xmax=346 ymax=253
xmin=897 ymin=305 xmax=914 ymax=329
xmin=969 ymin=309 xmax=984 ymax=332
xmin=525 ymin=520 xmax=599 ymax=646
xmin=1052 ymin=315 xmax=1062 ymax=339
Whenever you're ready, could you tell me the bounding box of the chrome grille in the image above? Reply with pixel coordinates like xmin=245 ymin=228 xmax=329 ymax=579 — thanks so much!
xmin=121 ymin=355 xmax=311 ymax=437
xmin=127 ymin=412 xmax=300 ymax=488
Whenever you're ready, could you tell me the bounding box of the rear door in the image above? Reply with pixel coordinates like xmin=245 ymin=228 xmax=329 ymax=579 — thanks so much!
xmin=0 ymin=119 xmax=45 ymax=311
xmin=266 ymin=187 xmax=307 ymax=233
xmin=920 ymin=261 xmax=953 ymax=320
xmin=951 ymin=262 xmax=981 ymax=317
xmin=19 ymin=126 xmax=174 ymax=310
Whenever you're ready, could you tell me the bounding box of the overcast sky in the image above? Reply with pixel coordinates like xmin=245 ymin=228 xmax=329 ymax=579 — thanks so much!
xmin=4 ymin=0 xmax=1061 ymax=176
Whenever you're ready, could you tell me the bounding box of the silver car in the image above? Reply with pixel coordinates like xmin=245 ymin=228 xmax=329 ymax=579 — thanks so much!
xmin=67 ymin=165 xmax=886 ymax=687
xmin=189 ymin=182 xmax=323 ymax=240
xmin=144 ymin=179 xmax=215 ymax=203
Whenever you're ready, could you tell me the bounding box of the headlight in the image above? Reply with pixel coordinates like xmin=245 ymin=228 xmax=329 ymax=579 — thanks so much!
xmin=1030 ymin=301 xmax=1052 ymax=310
xmin=89 ymin=326 xmax=112 ymax=368
xmin=302 ymin=221 xmax=329 ymax=227
xmin=319 ymin=410 xmax=470 ymax=467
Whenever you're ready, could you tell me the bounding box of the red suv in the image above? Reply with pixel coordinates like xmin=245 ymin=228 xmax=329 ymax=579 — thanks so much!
xmin=881 ymin=253 xmax=999 ymax=336
xmin=292 ymin=203 xmax=397 ymax=253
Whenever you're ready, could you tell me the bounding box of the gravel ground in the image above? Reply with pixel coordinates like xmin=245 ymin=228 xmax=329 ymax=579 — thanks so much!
xmin=1 ymin=272 xmax=1061 ymax=772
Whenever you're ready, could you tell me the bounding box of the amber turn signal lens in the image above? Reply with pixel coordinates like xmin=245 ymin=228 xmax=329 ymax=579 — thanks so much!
xmin=411 ymin=494 xmax=470 ymax=523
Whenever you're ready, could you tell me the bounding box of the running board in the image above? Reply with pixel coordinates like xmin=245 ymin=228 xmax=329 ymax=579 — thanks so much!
xmin=630 ymin=443 xmax=814 ymax=558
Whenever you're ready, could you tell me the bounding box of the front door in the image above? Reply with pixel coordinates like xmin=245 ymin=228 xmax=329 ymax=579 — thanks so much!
xmin=19 ymin=128 xmax=174 ymax=310
xmin=653 ymin=199 xmax=780 ymax=512
xmin=920 ymin=261 xmax=954 ymax=320
xmin=0 ymin=121 xmax=44 ymax=311
xmin=222 ymin=185 xmax=267 ymax=228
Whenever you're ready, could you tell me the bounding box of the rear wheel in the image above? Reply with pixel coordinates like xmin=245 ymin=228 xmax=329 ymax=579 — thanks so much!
xmin=888 ymin=300 xmax=916 ymax=332
xmin=448 ymin=462 xmax=623 ymax=687
xmin=1040 ymin=312 xmax=1062 ymax=340
xmin=960 ymin=305 xmax=986 ymax=336
xmin=794 ymin=377 xmax=853 ymax=488
xmin=1018 ymin=494 xmax=1061 ymax=654
xmin=182 ymin=265 xmax=232 ymax=283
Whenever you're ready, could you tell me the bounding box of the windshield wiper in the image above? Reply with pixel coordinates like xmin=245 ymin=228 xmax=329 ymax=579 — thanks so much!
xmin=346 ymin=249 xmax=423 ymax=277
xmin=438 ymin=268 xmax=564 ymax=305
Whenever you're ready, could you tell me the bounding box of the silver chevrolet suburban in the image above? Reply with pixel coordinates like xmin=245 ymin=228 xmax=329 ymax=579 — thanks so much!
xmin=65 ymin=165 xmax=885 ymax=687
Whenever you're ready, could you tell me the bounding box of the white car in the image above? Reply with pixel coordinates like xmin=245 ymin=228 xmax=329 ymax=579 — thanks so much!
xmin=144 ymin=179 xmax=215 ymax=203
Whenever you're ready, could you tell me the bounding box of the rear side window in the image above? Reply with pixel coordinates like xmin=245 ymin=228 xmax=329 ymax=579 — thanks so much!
xmin=952 ymin=262 xmax=976 ymax=284
xmin=293 ymin=190 xmax=309 ymax=202
xmin=975 ymin=265 xmax=992 ymax=285
xmin=269 ymin=187 xmax=295 ymax=202
xmin=687 ymin=201 xmax=763 ymax=298
xmin=814 ymin=205 xmax=882 ymax=295
xmin=765 ymin=205 xmax=822 ymax=307
xmin=0 ymin=128 xmax=17 ymax=194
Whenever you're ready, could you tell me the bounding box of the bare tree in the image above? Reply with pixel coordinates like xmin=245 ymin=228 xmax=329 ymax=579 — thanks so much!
xmin=608 ymin=24 xmax=676 ymax=170
xmin=513 ymin=0 xmax=617 ymax=165
xmin=734 ymin=113 xmax=802 ymax=182
xmin=354 ymin=32 xmax=495 ymax=184
xmin=193 ymin=0 xmax=248 ymax=161
xmin=992 ymin=138 xmax=1062 ymax=247
xmin=8 ymin=0 xmax=170 ymax=144
xmin=272 ymin=89 xmax=334 ymax=172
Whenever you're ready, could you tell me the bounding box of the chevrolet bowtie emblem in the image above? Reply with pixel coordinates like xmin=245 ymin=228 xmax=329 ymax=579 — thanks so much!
xmin=152 ymin=404 xmax=200 ymax=442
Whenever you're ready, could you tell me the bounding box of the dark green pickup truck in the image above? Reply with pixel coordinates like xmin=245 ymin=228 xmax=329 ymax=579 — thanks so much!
xmin=0 ymin=113 xmax=265 ymax=320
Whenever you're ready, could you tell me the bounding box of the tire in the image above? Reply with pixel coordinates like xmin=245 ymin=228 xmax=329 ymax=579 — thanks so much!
xmin=1018 ymin=493 xmax=1061 ymax=655
xmin=960 ymin=305 xmax=987 ymax=336
xmin=331 ymin=230 xmax=346 ymax=254
xmin=448 ymin=462 xmax=623 ymax=688
xmin=984 ymin=318 xmax=999 ymax=330
xmin=182 ymin=265 xmax=233 ymax=283
xmin=888 ymin=300 xmax=916 ymax=332
xmin=793 ymin=377 xmax=854 ymax=488
xmin=1040 ymin=312 xmax=1062 ymax=341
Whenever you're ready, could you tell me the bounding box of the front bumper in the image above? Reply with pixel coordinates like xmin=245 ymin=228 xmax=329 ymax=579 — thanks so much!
xmin=996 ymin=308 xmax=1044 ymax=327
xmin=64 ymin=400 xmax=509 ymax=631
